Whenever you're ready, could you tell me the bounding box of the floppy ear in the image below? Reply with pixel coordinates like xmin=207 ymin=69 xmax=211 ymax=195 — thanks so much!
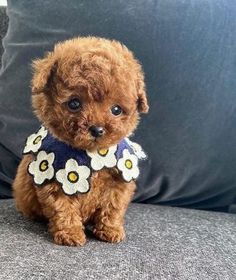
xmin=136 ymin=70 xmax=149 ymax=113
xmin=31 ymin=52 xmax=57 ymax=94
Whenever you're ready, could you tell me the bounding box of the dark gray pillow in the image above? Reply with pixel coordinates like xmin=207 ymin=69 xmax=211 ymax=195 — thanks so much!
xmin=1 ymin=0 xmax=236 ymax=212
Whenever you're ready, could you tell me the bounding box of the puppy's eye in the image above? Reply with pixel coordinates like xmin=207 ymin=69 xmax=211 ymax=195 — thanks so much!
xmin=67 ymin=98 xmax=81 ymax=112
xmin=111 ymin=105 xmax=123 ymax=116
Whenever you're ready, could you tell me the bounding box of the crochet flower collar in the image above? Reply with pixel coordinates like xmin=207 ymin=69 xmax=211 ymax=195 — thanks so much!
xmin=23 ymin=126 xmax=147 ymax=196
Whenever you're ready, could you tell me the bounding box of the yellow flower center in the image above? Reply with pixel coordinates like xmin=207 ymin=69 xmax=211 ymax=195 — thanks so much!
xmin=98 ymin=149 xmax=109 ymax=156
xmin=67 ymin=171 xmax=79 ymax=183
xmin=125 ymin=159 xmax=133 ymax=169
xmin=33 ymin=135 xmax=42 ymax=145
xmin=39 ymin=160 xmax=48 ymax=172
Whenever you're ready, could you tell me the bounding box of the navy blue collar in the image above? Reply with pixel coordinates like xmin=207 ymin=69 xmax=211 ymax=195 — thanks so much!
xmin=23 ymin=126 xmax=146 ymax=195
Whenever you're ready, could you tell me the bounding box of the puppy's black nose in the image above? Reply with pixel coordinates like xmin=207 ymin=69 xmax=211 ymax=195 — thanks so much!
xmin=89 ymin=126 xmax=104 ymax=138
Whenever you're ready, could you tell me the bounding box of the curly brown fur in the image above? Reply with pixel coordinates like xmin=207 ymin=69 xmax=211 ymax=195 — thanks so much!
xmin=13 ymin=36 xmax=148 ymax=246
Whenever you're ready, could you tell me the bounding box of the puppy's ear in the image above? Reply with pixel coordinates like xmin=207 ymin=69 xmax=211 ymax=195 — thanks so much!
xmin=31 ymin=52 xmax=57 ymax=95
xmin=136 ymin=70 xmax=149 ymax=113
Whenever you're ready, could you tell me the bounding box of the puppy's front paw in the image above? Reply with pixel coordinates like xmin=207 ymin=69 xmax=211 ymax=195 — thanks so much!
xmin=93 ymin=226 xmax=125 ymax=243
xmin=53 ymin=228 xmax=86 ymax=246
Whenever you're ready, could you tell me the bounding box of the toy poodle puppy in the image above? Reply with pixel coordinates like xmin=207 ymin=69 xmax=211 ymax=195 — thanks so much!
xmin=13 ymin=36 xmax=149 ymax=246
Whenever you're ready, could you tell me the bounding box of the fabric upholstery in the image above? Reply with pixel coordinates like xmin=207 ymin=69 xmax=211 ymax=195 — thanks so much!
xmin=0 ymin=6 xmax=8 ymax=68
xmin=1 ymin=200 xmax=236 ymax=279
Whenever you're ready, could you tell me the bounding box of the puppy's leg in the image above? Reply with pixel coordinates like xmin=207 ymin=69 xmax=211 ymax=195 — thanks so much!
xmin=13 ymin=155 xmax=44 ymax=220
xmin=36 ymin=186 xmax=86 ymax=246
xmin=93 ymin=180 xmax=135 ymax=243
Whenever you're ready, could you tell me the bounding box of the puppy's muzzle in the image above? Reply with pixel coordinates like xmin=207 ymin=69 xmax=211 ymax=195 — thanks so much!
xmin=89 ymin=126 xmax=104 ymax=138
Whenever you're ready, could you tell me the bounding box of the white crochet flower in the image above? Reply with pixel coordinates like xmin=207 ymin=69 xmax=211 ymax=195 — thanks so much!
xmin=28 ymin=150 xmax=55 ymax=185
xmin=23 ymin=126 xmax=48 ymax=154
xmin=56 ymin=159 xmax=91 ymax=195
xmin=86 ymin=145 xmax=117 ymax=171
xmin=125 ymin=138 xmax=147 ymax=160
xmin=117 ymin=149 xmax=139 ymax=182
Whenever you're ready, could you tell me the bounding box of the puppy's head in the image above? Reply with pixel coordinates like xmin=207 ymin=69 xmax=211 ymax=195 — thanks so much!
xmin=32 ymin=37 xmax=149 ymax=151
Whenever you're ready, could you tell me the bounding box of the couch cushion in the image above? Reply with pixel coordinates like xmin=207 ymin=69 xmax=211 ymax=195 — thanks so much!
xmin=1 ymin=0 xmax=236 ymax=212
xmin=0 ymin=7 xmax=8 ymax=68
xmin=1 ymin=200 xmax=236 ymax=279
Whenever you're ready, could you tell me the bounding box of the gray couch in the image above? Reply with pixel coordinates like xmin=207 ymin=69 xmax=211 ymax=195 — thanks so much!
xmin=1 ymin=3 xmax=236 ymax=279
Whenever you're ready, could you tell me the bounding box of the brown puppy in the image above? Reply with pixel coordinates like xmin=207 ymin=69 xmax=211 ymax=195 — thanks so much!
xmin=13 ymin=37 xmax=149 ymax=246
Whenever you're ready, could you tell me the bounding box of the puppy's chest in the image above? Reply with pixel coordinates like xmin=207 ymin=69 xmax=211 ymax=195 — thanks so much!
xmin=23 ymin=126 xmax=146 ymax=197
xmin=76 ymin=168 xmax=121 ymax=202
xmin=72 ymin=169 xmax=135 ymax=222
